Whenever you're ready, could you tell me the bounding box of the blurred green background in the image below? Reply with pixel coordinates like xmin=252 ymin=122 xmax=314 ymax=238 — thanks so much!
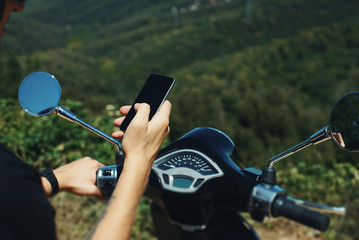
xmin=0 ymin=0 xmax=358 ymax=239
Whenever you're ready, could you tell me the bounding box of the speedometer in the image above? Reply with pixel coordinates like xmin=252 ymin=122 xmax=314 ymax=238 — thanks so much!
xmin=157 ymin=152 xmax=219 ymax=175
xmin=153 ymin=149 xmax=223 ymax=193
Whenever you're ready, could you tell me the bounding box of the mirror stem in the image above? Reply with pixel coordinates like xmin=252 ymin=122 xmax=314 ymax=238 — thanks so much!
xmin=267 ymin=126 xmax=331 ymax=168
xmin=54 ymin=105 xmax=122 ymax=152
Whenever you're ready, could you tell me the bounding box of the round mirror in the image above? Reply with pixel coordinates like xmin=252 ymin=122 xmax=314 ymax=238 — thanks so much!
xmin=18 ymin=72 xmax=61 ymax=117
xmin=329 ymin=92 xmax=359 ymax=152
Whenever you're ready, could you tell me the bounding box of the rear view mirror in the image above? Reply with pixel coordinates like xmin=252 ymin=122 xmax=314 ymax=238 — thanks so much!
xmin=329 ymin=92 xmax=359 ymax=152
xmin=18 ymin=72 xmax=61 ymax=117
xmin=18 ymin=71 xmax=121 ymax=152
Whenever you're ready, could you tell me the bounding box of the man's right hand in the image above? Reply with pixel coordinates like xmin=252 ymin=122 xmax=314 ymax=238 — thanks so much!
xmin=112 ymin=100 xmax=171 ymax=177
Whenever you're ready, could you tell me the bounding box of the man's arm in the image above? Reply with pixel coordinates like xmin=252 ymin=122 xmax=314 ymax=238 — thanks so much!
xmin=88 ymin=101 xmax=171 ymax=240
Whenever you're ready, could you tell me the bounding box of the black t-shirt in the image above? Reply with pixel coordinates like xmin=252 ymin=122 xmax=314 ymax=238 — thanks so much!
xmin=0 ymin=144 xmax=57 ymax=240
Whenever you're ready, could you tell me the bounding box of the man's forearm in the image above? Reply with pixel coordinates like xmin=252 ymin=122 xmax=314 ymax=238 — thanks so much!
xmin=88 ymin=161 xmax=150 ymax=240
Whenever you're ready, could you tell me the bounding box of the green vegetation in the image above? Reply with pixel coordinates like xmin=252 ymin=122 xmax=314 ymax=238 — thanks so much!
xmin=1 ymin=0 xmax=359 ymax=239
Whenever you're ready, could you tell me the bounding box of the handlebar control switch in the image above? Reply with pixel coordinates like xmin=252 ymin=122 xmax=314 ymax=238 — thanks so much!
xmin=248 ymin=183 xmax=287 ymax=221
xmin=97 ymin=165 xmax=118 ymax=198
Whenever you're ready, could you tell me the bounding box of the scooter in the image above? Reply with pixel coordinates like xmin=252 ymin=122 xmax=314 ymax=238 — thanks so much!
xmin=18 ymin=72 xmax=358 ymax=239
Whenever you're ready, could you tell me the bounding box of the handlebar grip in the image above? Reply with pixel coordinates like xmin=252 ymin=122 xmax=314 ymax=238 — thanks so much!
xmin=272 ymin=196 xmax=330 ymax=232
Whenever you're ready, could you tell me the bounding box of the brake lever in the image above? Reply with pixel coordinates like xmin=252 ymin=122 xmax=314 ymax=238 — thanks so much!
xmin=288 ymin=197 xmax=346 ymax=216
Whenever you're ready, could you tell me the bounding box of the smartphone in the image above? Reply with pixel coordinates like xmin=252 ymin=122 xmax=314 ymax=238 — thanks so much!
xmin=120 ymin=73 xmax=175 ymax=132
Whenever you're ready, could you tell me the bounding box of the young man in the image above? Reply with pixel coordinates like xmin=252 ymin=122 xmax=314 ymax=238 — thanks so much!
xmin=0 ymin=0 xmax=172 ymax=239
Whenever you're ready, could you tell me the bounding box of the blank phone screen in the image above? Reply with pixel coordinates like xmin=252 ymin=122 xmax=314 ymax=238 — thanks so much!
xmin=120 ymin=74 xmax=175 ymax=132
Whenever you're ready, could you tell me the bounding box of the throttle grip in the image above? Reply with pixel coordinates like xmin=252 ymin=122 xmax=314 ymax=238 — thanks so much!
xmin=272 ymin=196 xmax=330 ymax=232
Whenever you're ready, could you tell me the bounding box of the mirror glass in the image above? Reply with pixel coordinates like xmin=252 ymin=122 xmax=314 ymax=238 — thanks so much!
xmin=329 ymin=92 xmax=359 ymax=152
xmin=18 ymin=72 xmax=61 ymax=117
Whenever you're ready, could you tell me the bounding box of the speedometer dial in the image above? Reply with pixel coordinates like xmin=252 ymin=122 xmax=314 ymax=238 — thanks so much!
xmin=157 ymin=153 xmax=219 ymax=175
xmin=153 ymin=149 xmax=223 ymax=193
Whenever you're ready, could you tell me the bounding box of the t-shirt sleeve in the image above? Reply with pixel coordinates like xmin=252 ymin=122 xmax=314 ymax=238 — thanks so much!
xmin=0 ymin=144 xmax=57 ymax=240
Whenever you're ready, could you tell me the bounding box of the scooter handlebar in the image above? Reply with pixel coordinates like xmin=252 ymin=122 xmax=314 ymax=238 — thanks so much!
xmin=272 ymin=196 xmax=330 ymax=232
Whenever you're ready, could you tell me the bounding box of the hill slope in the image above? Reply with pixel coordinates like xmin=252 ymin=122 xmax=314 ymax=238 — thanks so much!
xmin=2 ymin=0 xmax=359 ymax=158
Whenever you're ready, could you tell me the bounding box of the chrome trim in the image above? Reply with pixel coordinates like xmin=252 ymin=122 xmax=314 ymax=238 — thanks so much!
xmin=248 ymin=183 xmax=287 ymax=218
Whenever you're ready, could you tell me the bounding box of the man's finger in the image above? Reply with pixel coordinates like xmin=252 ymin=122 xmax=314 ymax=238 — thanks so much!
xmin=112 ymin=131 xmax=125 ymax=139
xmin=151 ymin=100 xmax=172 ymax=123
xmin=149 ymin=101 xmax=171 ymax=132
xmin=129 ymin=103 xmax=151 ymax=127
xmin=114 ymin=116 xmax=125 ymax=127
xmin=120 ymin=105 xmax=132 ymax=115
xmin=157 ymin=100 xmax=172 ymax=118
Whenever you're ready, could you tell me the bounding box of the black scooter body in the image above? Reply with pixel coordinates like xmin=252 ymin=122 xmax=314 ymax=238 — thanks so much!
xmin=147 ymin=127 xmax=260 ymax=240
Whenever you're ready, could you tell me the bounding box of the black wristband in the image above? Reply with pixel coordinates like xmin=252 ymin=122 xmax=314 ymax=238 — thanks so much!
xmin=40 ymin=168 xmax=59 ymax=197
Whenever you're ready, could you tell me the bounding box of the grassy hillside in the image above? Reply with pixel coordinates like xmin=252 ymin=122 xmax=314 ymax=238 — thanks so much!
xmin=3 ymin=0 xmax=359 ymax=106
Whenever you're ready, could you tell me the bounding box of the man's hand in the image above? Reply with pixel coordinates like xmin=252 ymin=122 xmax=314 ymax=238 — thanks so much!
xmin=41 ymin=157 xmax=104 ymax=198
xmin=112 ymin=100 xmax=171 ymax=176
